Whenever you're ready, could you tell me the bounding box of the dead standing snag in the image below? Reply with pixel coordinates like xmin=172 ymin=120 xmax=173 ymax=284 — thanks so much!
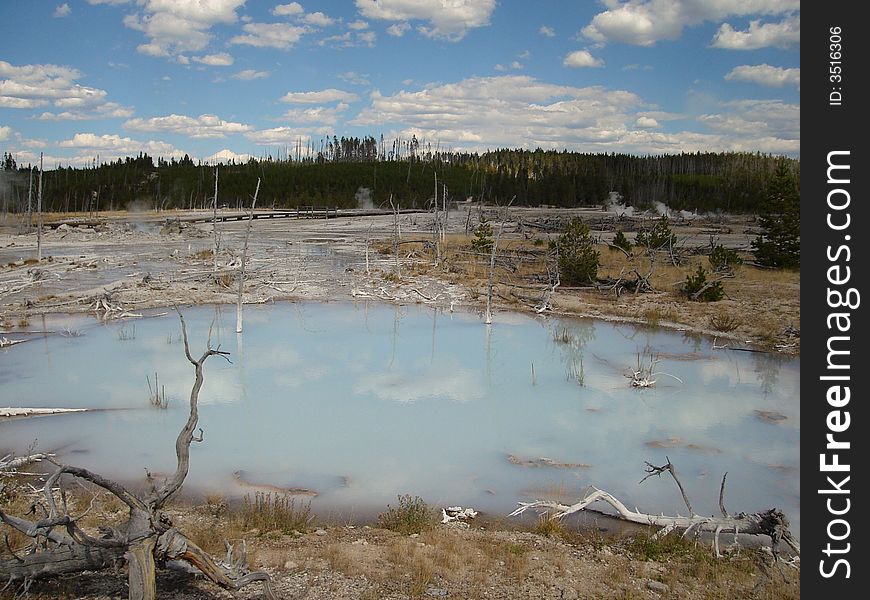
xmin=0 ymin=312 xmax=276 ymax=600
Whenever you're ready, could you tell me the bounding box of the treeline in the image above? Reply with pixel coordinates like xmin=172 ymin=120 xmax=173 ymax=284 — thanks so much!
xmin=1 ymin=146 xmax=798 ymax=214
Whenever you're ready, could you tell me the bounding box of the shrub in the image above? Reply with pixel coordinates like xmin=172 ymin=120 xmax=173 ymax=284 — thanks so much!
xmin=611 ymin=230 xmax=632 ymax=253
xmin=683 ymin=265 xmax=724 ymax=302
xmin=377 ymin=494 xmax=436 ymax=535
xmin=708 ymin=244 xmax=742 ymax=273
xmin=752 ymin=162 xmax=800 ymax=268
xmin=471 ymin=217 xmax=494 ymax=254
xmin=635 ymin=216 xmax=675 ymax=250
xmin=237 ymin=492 xmax=312 ymax=534
xmin=556 ymin=217 xmax=599 ymax=285
xmin=709 ymin=313 xmax=740 ymax=332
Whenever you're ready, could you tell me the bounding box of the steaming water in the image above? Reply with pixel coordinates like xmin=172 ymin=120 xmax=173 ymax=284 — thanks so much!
xmin=1 ymin=303 xmax=799 ymax=532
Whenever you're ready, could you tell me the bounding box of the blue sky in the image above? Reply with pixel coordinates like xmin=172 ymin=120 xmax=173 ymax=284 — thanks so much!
xmin=0 ymin=0 xmax=799 ymax=167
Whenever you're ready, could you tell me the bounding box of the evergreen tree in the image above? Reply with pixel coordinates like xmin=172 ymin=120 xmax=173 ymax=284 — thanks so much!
xmin=752 ymin=163 xmax=800 ymax=268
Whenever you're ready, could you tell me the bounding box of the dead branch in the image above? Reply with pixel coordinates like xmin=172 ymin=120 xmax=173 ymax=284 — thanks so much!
xmin=0 ymin=312 xmax=275 ymax=600
xmin=511 ymin=461 xmax=799 ymax=560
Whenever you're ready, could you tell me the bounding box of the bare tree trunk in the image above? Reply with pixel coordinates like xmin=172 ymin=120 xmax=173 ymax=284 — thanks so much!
xmin=212 ymin=166 xmax=219 ymax=272
xmin=26 ymin=167 xmax=33 ymax=229
xmin=389 ymin=194 xmax=401 ymax=278
xmin=236 ymin=178 xmax=260 ymax=333
xmin=37 ymin=153 xmax=43 ymax=261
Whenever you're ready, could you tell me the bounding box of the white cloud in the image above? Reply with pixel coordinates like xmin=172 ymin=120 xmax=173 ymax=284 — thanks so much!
xmin=635 ymin=116 xmax=660 ymax=128
xmin=53 ymin=3 xmax=71 ymax=17
xmin=302 ymin=11 xmax=334 ymax=27
xmin=0 ymin=126 xmax=11 ymax=141
xmin=36 ymin=102 xmax=135 ymax=121
xmin=563 ymin=50 xmax=604 ymax=68
xmin=86 ymin=1 xmax=130 ymax=4
xmin=124 ymin=113 xmax=251 ymax=138
xmin=280 ymin=88 xmax=358 ymax=104
xmin=204 ymin=148 xmax=251 ymax=164
xmin=350 ymin=75 xmax=798 ymax=155
xmin=0 ymin=61 xmax=121 ymax=115
xmin=356 ymin=0 xmax=495 ymax=40
xmin=539 ymin=25 xmax=555 ymax=37
xmin=386 ymin=22 xmax=410 ymax=36
xmin=233 ymin=69 xmax=270 ymax=80
xmin=193 ymin=52 xmax=234 ymax=66
xmin=272 ymin=2 xmax=303 ymax=16
xmin=711 ymin=15 xmax=800 ymax=50
xmin=57 ymin=132 xmax=185 ymax=158
xmin=582 ymin=0 xmax=799 ymax=46
xmin=124 ymin=0 xmax=244 ymax=58
xmin=230 ymin=22 xmax=309 ymax=49
xmin=338 ymin=71 xmax=370 ymax=85
xmin=283 ymin=103 xmax=349 ymax=126
xmin=348 ymin=20 xmax=369 ymax=30
xmin=246 ymin=127 xmax=307 ymax=145
xmin=724 ymin=64 xmax=799 ymax=87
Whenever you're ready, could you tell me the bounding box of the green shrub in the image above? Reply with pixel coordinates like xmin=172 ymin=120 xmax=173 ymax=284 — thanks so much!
xmin=635 ymin=216 xmax=676 ymax=250
xmin=556 ymin=217 xmax=599 ymax=285
xmin=471 ymin=217 xmax=494 ymax=254
xmin=377 ymin=494 xmax=436 ymax=535
xmin=709 ymin=244 xmax=742 ymax=273
xmin=237 ymin=492 xmax=312 ymax=534
xmin=752 ymin=162 xmax=800 ymax=268
xmin=683 ymin=265 xmax=724 ymax=302
xmin=611 ymin=230 xmax=632 ymax=253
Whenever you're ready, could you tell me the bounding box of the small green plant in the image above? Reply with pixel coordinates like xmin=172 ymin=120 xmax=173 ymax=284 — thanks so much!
xmin=611 ymin=230 xmax=632 ymax=253
xmin=635 ymin=216 xmax=676 ymax=250
xmin=708 ymin=244 xmax=742 ymax=273
xmin=556 ymin=217 xmax=599 ymax=285
xmin=683 ymin=265 xmax=724 ymax=302
xmin=377 ymin=494 xmax=436 ymax=535
xmin=628 ymin=530 xmax=698 ymax=561
xmin=471 ymin=217 xmax=494 ymax=254
xmin=532 ymin=238 xmax=545 ymax=247
xmin=238 ymin=492 xmax=312 ymax=535
xmin=533 ymin=514 xmax=566 ymax=538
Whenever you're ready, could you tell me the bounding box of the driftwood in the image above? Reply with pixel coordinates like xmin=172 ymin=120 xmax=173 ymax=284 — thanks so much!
xmin=0 ymin=312 xmax=276 ymax=600
xmin=511 ymin=459 xmax=799 ymax=560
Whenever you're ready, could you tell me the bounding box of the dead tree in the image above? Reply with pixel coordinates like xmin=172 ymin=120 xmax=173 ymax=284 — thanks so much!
xmin=511 ymin=458 xmax=799 ymax=560
xmin=36 ymin=153 xmax=43 ymax=262
xmin=212 ymin=165 xmax=220 ymax=273
xmin=236 ymin=178 xmax=260 ymax=334
xmin=0 ymin=312 xmax=276 ymax=600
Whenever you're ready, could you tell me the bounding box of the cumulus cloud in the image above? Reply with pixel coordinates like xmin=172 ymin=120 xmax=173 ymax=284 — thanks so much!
xmin=281 ymin=88 xmax=358 ymax=104
xmin=0 ymin=60 xmax=124 ymax=117
xmin=124 ymin=113 xmax=251 ymax=138
xmin=302 ymin=11 xmax=334 ymax=27
xmin=272 ymin=2 xmax=303 ymax=16
xmin=230 ymin=22 xmax=308 ymax=49
xmin=36 ymin=102 xmax=134 ymax=121
xmin=725 ymin=64 xmax=799 ymax=87
xmin=192 ymin=52 xmax=234 ymax=66
xmin=635 ymin=116 xmax=660 ymax=128
xmin=53 ymin=3 xmax=71 ymax=17
xmin=539 ymin=25 xmax=555 ymax=37
xmin=0 ymin=125 xmax=11 ymax=141
xmin=582 ymin=0 xmax=799 ymax=46
xmin=246 ymin=127 xmax=307 ymax=145
xmin=338 ymin=71 xmax=370 ymax=85
xmin=350 ymin=75 xmax=798 ymax=155
xmin=124 ymin=0 xmax=245 ymax=58
xmin=233 ymin=69 xmax=270 ymax=80
xmin=386 ymin=22 xmax=410 ymax=37
xmin=563 ymin=50 xmax=604 ymax=68
xmin=711 ymin=15 xmax=800 ymax=50
xmin=204 ymin=148 xmax=251 ymax=164
xmin=283 ymin=103 xmax=349 ymax=126
xmin=348 ymin=20 xmax=369 ymax=30
xmin=57 ymin=132 xmax=185 ymax=158
xmin=355 ymin=0 xmax=495 ymax=40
